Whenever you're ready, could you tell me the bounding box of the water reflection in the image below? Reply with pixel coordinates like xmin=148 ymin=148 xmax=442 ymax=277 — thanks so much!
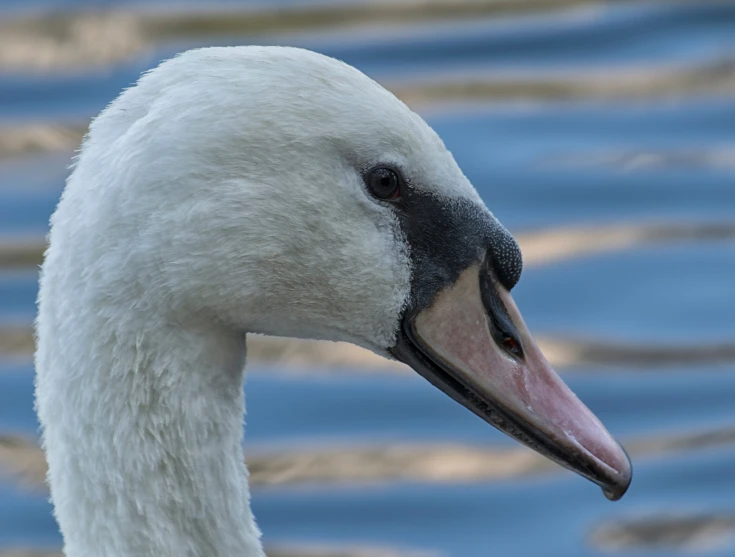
xmin=1 ymin=0 xmax=734 ymax=555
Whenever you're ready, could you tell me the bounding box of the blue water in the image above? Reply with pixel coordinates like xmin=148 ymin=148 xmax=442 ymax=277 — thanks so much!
xmin=1 ymin=0 xmax=735 ymax=555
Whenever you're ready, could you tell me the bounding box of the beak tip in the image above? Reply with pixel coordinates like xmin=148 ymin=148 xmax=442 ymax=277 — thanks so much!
xmin=602 ymin=482 xmax=628 ymax=502
xmin=601 ymin=448 xmax=633 ymax=501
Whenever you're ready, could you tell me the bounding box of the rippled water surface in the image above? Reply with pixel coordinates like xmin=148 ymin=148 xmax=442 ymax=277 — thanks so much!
xmin=1 ymin=1 xmax=734 ymax=555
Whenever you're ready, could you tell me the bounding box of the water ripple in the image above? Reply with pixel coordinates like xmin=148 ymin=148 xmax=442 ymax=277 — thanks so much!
xmin=0 ymin=0 xmax=711 ymax=73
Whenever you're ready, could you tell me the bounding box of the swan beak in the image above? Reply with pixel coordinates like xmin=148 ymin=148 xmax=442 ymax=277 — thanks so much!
xmin=392 ymin=261 xmax=632 ymax=501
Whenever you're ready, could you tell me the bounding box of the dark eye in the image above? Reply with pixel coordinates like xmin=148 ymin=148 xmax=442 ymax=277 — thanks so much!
xmin=366 ymin=167 xmax=401 ymax=201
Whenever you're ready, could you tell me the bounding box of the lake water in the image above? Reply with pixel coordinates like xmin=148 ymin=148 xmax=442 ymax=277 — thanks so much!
xmin=1 ymin=1 xmax=734 ymax=556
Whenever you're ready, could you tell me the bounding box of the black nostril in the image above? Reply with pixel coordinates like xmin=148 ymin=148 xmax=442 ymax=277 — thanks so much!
xmin=479 ymin=256 xmax=525 ymax=360
xmin=492 ymin=321 xmax=524 ymax=361
xmin=501 ymin=334 xmax=523 ymax=358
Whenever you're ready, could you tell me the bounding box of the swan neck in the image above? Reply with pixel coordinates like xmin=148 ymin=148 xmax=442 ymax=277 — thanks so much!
xmin=36 ymin=306 xmax=264 ymax=557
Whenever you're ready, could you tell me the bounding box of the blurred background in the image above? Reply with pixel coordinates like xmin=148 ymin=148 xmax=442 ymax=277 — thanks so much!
xmin=1 ymin=0 xmax=735 ymax=556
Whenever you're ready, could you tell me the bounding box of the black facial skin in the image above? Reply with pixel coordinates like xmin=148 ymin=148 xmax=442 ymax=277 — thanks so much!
xmin=390 ymin=184 xmax=522 ymax=317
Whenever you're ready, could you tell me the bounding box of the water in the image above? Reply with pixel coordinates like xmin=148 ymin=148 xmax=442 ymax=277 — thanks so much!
xmin=1 ymin=0 xmax=734 ymax=555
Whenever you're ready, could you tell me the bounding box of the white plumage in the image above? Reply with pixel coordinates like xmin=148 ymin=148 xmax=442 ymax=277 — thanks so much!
xmin=35 ymin=46 xmax=481 ymax=557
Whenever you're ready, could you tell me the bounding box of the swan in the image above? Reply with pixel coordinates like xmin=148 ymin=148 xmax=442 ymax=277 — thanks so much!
xmin=34 ymin=46 xmax=632 ymax=557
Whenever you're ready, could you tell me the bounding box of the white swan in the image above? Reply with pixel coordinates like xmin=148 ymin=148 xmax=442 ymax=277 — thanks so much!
xmin=35 ymin=46 xmax=632 ymax=557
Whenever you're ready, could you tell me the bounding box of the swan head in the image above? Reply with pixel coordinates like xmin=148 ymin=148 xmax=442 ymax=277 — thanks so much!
xmin=72 ymin=46 xmax=631 ymax=499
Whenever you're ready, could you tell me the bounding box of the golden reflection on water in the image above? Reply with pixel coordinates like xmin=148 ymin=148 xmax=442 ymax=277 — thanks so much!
xmin=2 ymin=324 xmax=735 ymax=371
xmin=591 ymin=514 xmax=735 ymax=553
xmin=0 ymin=0 xmax=701 ymax=73
xmin=3 ymin=424 xmax=735 ymax=492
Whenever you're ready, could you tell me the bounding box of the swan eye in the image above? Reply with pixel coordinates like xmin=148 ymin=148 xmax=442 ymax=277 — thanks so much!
xmin=366 ymin=167 xmax=401 ymax=201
